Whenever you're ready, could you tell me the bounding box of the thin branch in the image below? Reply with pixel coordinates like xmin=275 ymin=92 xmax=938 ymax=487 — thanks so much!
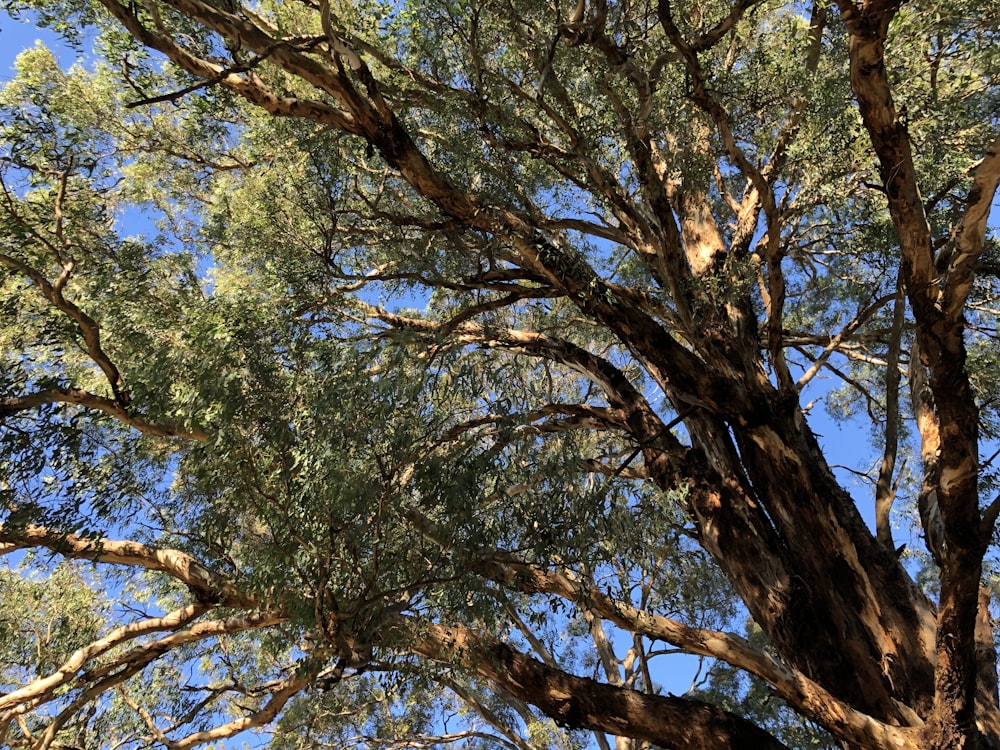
xmin=358 ymin=303 xmax=646 ymax=402
xmin=0 ymin=604 xmax=208 ymax=715
xmin=982 ymin=493 xmax=1000 ymax=541
xmin=875 ymin=276 xmax=906 ymax=551
xmin=438 ymin=678 xmax=535 ymax=750
xmin=124 ymin=48 xmax=278 ymax=108
xmin=795 ymin=292 xmax=896 ymax=389
xmin=117 ymin=687 xmax=173 ymax=747
xmin=584 ymin=608 xmax=623 ymax=686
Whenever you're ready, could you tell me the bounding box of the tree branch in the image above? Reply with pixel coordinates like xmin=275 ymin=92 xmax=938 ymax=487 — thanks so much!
xmin=164 ymin=667 xmax=315 ymax=750
xmin=661 ymin=0 xmax=768 ymax=54
xmin=0 ymin=604 xmax=208 ymax=715
xmin=795 ymin=292 xmax=896 ymax=390
xmin=474 ymin=556 xmax=921 ymax=748
xmin=940 ymin=132 xmax=1000 ymax=321
xmin=0 ymin=252 xmax=127 ymax=404
xmin=1 ymin=387 xmax=207 ymax=441
xmin=0 ymin=525 xmax=255 ymax=608
xmin=403 ymin=617 xmax=793 ymax=750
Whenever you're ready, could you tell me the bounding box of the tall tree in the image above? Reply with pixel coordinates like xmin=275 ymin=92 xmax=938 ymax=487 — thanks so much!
xmin=1 ymin=0 xmax=998 ymax=748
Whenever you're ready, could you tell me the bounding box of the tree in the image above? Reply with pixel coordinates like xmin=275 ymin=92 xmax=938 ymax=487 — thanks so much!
xmin=0 ymin=0 xmax=998 ymax=746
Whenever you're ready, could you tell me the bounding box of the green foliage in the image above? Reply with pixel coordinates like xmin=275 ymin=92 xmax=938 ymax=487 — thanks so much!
xmin=0 ymin=561 xmax=106 ymax=681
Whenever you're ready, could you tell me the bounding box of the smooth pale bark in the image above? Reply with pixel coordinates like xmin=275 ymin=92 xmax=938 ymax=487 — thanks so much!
xmin=0 ymin=525 xmax=255 ymax=607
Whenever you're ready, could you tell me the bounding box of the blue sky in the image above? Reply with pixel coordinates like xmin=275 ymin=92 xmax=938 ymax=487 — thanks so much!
xmin=1 ymin=10 xmax=82 ymax=76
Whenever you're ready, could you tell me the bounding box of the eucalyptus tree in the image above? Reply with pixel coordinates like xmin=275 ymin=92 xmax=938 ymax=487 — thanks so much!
xmin=0 ymin=0 xmax=998 ymax=748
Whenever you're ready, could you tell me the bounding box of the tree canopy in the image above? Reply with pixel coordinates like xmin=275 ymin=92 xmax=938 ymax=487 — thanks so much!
xmin=0 ymin=0 xmax=998 ymax=748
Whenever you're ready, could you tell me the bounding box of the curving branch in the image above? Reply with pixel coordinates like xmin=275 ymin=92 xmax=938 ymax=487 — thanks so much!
xmin=403 ymin=617 xmax=793 ymax=750
xmin=0 ymin=251 xmax=127 ymax=405
xmin=437 ymin=404 xmax=628 ymax=444
xmin=97 ymin=0 xmax=359 ymax=133
xmin=940 ymin=132 xmax=1000 ymax=322
xmin=0 ymin=387 xmax=207 ymax=441
xmin=659 ymin=0 xmax=768 ymax=54
xmin=81 ymin=611 xmax=286 ymax=684
xmin=101 ymin=0 xmax=748 ymax=437
xmin=0 ymin=525 xmax=255 ymax=608
xmin=438 ymin=678 xmax=537 ymax=750
xmin=398 ymin=487 xmax=905 ymax=749
xmin=165 ymin=666 xmax=315 ymax=750
xmin=0 ymin=604 xmax=208 ymax=717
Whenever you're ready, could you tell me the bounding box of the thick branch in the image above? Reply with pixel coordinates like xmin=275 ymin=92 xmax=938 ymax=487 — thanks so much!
xmin=476 ymin=556 xmax=920 ymax=749
xmin=0 ymin=525 xmax=255 ymax=608
xmin=941 ymin=132 xmax=1000 ymax=321
xmin=404 ymin=618 xmax=792 ymax=750
xmin=97 ymin=0 xmax=358 ymax=132
xmin=658 ymin=0 xmax=790 ymax=389
xmin=836 ymin=4 xmax=985 ymax=744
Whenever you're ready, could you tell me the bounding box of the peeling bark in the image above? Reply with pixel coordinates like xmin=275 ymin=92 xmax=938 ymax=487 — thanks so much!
xmin=836 ymin=3 xmax=993 ymax=746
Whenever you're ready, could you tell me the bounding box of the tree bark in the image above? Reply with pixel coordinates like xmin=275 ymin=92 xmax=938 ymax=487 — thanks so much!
xmin=405 ymin=619 xmax=793 ymax=750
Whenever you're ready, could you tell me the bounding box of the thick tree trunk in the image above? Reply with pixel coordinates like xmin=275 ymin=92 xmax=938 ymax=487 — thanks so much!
xmin=636 ymin=381 xmax=937 ymax=722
